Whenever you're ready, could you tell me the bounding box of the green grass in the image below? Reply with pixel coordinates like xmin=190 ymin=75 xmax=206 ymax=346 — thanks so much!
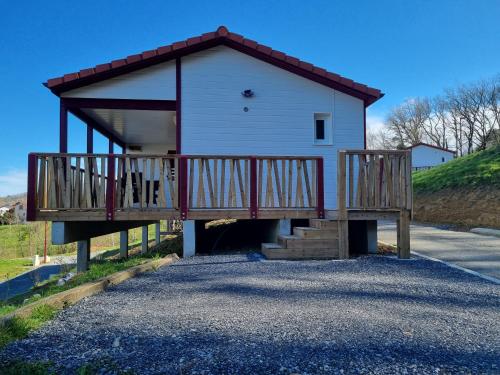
xmin=0 ymin=258 xmax=32 ymax=281
xmin=413 ymin=146 xmax=500 ymax=194
xmin=0 ymin=235 xmax=182 ymax=352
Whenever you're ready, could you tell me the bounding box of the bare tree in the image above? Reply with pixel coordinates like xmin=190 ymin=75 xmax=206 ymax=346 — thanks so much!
xmin=386 ymin=98 xmax=429 ymax=147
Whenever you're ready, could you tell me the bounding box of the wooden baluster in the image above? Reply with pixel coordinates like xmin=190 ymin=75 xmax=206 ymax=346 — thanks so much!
xmin=383 ymin=155 xmax=393 ymax=208
xmin=149 ymin=158 xmax=155 ymax=207
xmin=37 ymin=157 xmax=46 ymax=208
xmin=368 ymin=154 xmax=375 ymax=208
xmin=48 ymin=157 xmax=57 ymax=208
xmin=92 ymin=157 xmax=100 ymax=208
xmin=229 ymin=159 xmax=236 ymax=207
xmin=166 ymin=158 xmax=176 ymax=208
xmin=265 ymin=159 xmax=274 ymax=207
xmin=124 ymin=157 xmax=134 ymax=208
xmin=393 ymin=155 xmax=400 ymax=208
xmin=219 ymin=159 xmax=225 ymax=207
xmin=272 ymin=160 xmax=282 ymax=208
xmin=302 ymin=159 xmax=312 ymax=207
xmin=141 ymin=158 xmax=147 ymax=208
xmin=287 ymin=159 xmax=293 ymax=207
xmin=188 ymin=158 xmax=194 ymax=208
xmin=281 ymin=159 xmax=287 ymax=207
xmin=83 ymin=157 xmax=92 ymax=208
xmin=133 ymin=158 xmax=142 ymax=208
xmin=115 ymin=158 xmax=123 ymax=208
xmin=204 ymin=159 xmax=216 ymax=208
xmin=348 ymin=154 xmax=354 ymax=208
xmin=258 ymin=159 xmax=263 ymax=208
xmin=196 ymin=159 xmax=206 ymax=208
xmin=375 ymin=155 xmax=381 ymax=207
xmin=235 ymin=159 xmax=246 ymax=208
xmin=65 ymin=157 xmax=72 ymax=208
xmin=295 ymin=159 xmax=304 ymax=207
xmin=213 ymin=159 xmax=219 ymax=208
xmin=158 ymin=158 xmax=167 ymax=208
xmin=100 ymin=157 xmax=106 ymax=208
xmin=244 ymin=159 xmax=249 ymax=208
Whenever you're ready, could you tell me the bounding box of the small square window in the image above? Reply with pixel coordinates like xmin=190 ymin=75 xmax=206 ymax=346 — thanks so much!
xmin=315 ymin=119 xmax=325 ymax=140
xmin=314 ymin=113 xmax=332 ymax=145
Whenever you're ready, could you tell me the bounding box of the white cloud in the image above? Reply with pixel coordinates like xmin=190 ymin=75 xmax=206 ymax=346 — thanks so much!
xmin=366 ymin=115 xmax=386 ymax=133
xmin=0 ymin=169 xmax=27 ymax=196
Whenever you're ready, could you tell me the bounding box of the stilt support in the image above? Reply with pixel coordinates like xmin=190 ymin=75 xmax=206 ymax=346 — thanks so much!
xmin=155 ymin=222 xmax=161 ymax=245
xmin=77 ymin=238 xmax=90 ymax=273
xmin=120 ymin=230 xmax=128 ymax=258
xmin=142 ymin=225 xmax=148 ymax=254
xmin=338 ymin=220 xmax=349 ymax=259
xmin=397 ymin=209 xmax=411 ymax=259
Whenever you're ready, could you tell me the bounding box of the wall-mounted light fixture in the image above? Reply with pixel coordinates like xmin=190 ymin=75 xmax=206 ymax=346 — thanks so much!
xmin=241 ymin=89 xmax=254 ymax=98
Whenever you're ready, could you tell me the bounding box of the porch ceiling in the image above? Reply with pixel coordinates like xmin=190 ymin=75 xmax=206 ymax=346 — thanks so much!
xmin=81 ymin=108 xmax=176 ymax=145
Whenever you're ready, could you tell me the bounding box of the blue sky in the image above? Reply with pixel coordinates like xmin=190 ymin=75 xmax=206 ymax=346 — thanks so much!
xmin=1 ymin=0 xmax=499 ymax=195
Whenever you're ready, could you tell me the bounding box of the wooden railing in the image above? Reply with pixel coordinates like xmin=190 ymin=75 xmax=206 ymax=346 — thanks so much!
xmin=337 ymin=150 xmax=412 ymax=214
xmin=27 ymin=153 xmax=324 ymax=221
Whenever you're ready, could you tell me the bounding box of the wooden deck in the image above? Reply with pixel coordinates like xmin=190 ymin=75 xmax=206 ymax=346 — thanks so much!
xmin=26 ymin=150 xmax=412 ymax=258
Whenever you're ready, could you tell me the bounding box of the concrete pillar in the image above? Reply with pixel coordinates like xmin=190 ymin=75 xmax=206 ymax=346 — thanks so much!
xmin=120 ymin=230 xmax=128 ymax=258
xmin=77 ymin=239 xmax=90 ymax=273
xmin=183 ymin=220 xmax=196 ymax=257
xmin=142 ymin=225 xmax=148 ymax=253
xmin=155 ymin=222 xmax=161 ymax=245
xmin=367 ymin=220 xmax=378 ymax=254
xmin=278 ymin=219 xmax=291 ymax=236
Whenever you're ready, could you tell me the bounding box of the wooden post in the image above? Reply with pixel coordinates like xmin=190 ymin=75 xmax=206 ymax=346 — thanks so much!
xmin=337 ymin=151 xmax=349 ymax=259
xmin=316 ymin=158 xmax=324 ymax=218
xmin=77 ymin=238 xmax=90 ymax=272
xmin=108 ymin=139 xmax=114 ymax=154
xmin=27 ymin=153 xmax=38 ymax=221
xmin=397 ymin=209 xmax=411 ymax=259
xmin=249 ymin=156 xmax=258 ymax=219
xmin=141 ymin=225 xmax=148 ymax=253
xmin=106 ymin=155 xmax=115 ymax=221
xmin=120 ymin=230 xmax=129 ymax=259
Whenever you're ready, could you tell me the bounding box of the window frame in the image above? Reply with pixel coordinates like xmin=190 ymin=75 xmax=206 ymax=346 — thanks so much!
xmin=313 ymin=112 xmax=333 ymax=145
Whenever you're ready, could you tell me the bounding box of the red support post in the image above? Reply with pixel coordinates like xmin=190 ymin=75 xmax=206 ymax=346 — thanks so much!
xmin=108 ymin=139 xmax=114 ymax=154
xmin=60 ymin=101 xmax=68 ymax=153
xmin=87 ymin=125 xmax=93 ymax=153
xmin=26 ymin=153 xmax=37 ymax=221
xmin=179 ymin=156 xmax=188 ymax=220
xmin=249 ymin=156 xmax=258 ymax=219
xmin=106 ymin=154 xmax=115 ymax=221
xmin=316 ymin=157 xmax=325 ymax=219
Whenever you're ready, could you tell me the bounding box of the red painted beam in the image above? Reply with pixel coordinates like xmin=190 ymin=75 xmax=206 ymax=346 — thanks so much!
xmin=60 ymin=101 xmax=68 ymax=153
xmin=179 ymin=156 xmax=188 ymax=220
xmin=106 ymin=155 xmax=116 ymax=221
xmin=176 ymin=58 xmax=182 ymax=154
xmin=316 ymin=158 xmax=325 ymax=219
xmin=250 ymin=156 xmax=258 ymax=219
xmin=87 ymin=125 xmax=93 ymax=153
xmin=26 ymin=154 xmax=37 ymax=221
xmin=62 ymin=97 xmax=176 ymax=111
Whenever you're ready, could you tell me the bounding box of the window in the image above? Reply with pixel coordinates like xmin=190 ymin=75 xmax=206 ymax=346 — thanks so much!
xmin=441 ymin=157 xmax=445 ymax=162
xmin=314 ymin=113 xmax=332 ymax=145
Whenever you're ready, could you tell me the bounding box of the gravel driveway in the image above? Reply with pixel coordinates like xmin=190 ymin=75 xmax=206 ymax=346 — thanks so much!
xmin=1 ymin=254 xmax=499 ymax=374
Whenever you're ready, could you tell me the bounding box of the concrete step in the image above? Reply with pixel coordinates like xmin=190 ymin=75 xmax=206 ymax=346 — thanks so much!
xmin=293 ymin=227 xmax=338 ymax=240
xmin=310 ymin=219 xmax=339 ymax=231
xmin=261 ymin=242 xmax=283 ymax=251
xmin=261 ymin=246 xmax=339 ymax=260
xmin=278 ymin=235 xmax=338 ymax=250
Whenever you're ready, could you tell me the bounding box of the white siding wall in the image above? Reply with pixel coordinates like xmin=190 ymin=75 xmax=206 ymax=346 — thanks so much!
xmin=61 ymin=61 xmax=176 ymax=99
xmin=411 ymin=145 xmax=454 ymax=168
xmin=182 ymin=46 xmax=364 ymax=209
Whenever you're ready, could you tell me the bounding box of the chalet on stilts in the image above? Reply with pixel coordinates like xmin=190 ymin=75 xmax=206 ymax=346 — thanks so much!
xmin=27 ymin=26 xmax=411 ymax=271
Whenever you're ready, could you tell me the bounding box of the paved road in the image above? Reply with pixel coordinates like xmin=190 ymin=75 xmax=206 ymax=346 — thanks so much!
xmin=2 ymin=254 xmax=499 ymax=374
xmin=378 ymin=221 xmax=500 ymax=279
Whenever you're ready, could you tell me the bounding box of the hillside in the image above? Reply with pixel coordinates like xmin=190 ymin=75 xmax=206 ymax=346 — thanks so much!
xmin=0 ymin=193 xmax=27 ymax=207
xmin=413 ymin=146 xmax=500 ymax=193
xmin=412 ymin=146 xmax=500 ymax=228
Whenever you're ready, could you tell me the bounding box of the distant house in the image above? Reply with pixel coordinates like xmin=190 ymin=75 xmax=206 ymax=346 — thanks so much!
xmin=406 ymin=143 xmax=455 ymax=170
xmin=0 ymin=202 xmax=26 ymax=224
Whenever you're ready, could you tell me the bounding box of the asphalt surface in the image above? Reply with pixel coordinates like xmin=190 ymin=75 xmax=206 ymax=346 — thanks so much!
xmin=1 ymin=253 xmax=499 ymax=374
xmin=378 ymin=221 xmax=500 ymax=279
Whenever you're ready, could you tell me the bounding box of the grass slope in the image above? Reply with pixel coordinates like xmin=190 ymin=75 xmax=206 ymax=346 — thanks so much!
xmin=0 ymin=259 xmax=32 ymax=281
xmin=413 ymin=146 xmax=500 ymax=194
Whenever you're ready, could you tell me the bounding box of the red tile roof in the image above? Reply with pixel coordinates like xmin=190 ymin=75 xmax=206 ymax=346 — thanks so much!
xmin=45 ymin=26 xmax=384 ymax=105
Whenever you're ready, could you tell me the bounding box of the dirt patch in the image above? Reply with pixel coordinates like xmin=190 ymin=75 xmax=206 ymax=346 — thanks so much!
xmin=414 ymin=186 xmax=500 ymax=229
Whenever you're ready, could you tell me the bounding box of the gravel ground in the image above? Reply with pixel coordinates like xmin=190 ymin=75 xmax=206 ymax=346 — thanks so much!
xmin=1 ymin=253 xmax=499 ymax=374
